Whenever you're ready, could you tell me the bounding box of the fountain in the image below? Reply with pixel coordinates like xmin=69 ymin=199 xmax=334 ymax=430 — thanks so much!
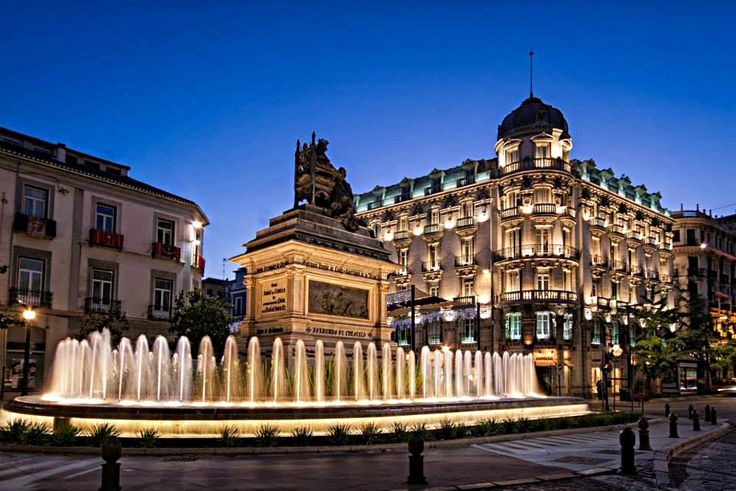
xmin=3 ymin=329 xmax=589 ymax=437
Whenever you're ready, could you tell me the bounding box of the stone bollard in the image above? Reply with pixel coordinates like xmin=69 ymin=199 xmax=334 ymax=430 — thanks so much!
xmin=620 ymin=427 xmax=637 ymax=475
xmin=705 ymin=405 xmax=711 ymax=423
xmin=692 ymin=409 xmax=701 ymax=431
xmin=669 ymin=412 xmax=679 ymax=438
xmin=688 ymin=404 xmax=694 ymax=419
xmin=99 ymin=436 xmax=122 ymax=491
xmin=407 ymin=432 xmax=427 ymax=485
xmin=638 ymin=417 xmax=652 ymax=451
xmin=711 ymin=407 xmax=717 ymax=425
xmin=664 ymin=402 xmax=671 ymax=417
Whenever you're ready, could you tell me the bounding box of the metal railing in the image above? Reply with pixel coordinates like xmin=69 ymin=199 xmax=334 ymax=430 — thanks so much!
xmin=148 ymin=305 xmax=171 ymax=321
xmin=455 ymin=256 xmax=478 ymax=267
xmin=421 ymin=261 xmax=442 ymax=272
xmin=500 ymin=158 xmax=571 ymax=176
xmin=8 ymin=288 xmax=53 ymax=308
xmin=498 ymin=290 xmax=578 ymax=303
xmin=456 ymin=216 xmax=475 ymax=228
xmin=423 ymin=223 xmax=441 ymax=235
xmin=497 ymin=244 xmax=578 ymax=260
xmin=501 ymin=207 xmax=520 ymax=219
xmin=393 ymin=230 xmax=410 ymax=241
xmin=453 ymin=295 xmax=476 ymax=306
xmin=84 ymin=297 xmax=122 ymax=314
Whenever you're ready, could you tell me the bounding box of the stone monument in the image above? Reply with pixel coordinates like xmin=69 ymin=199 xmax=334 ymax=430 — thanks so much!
xmin=231 ymin=133 xmax=396 ymax=354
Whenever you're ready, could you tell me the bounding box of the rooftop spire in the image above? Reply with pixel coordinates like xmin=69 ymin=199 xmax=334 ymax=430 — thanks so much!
xmin=529 ymin=49 xmax=534 ymax=98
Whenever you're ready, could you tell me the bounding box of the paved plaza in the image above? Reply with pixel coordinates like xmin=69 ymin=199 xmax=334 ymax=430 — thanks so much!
xmin=0 ymin=395 xmax=732 ymax=490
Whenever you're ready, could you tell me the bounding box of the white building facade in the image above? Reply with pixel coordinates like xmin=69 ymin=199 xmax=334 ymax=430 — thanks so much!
xmin=0 ymin=127 xmax=208 ymax=393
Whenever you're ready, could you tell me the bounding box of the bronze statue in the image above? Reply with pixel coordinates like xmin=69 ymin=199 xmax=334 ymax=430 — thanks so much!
xmin=293 ymin=132 xmax=363 ymax=231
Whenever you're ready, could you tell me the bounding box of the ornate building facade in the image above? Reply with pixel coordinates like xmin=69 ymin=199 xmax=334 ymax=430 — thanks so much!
xmin=355 ymin=96 xmax=675 ymax=397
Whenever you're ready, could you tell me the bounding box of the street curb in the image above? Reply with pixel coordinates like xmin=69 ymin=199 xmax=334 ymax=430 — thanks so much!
xmin=652 ymin=421 xmax=733 ymax=487
xmin=0 ymin=420 xmax=640 ymax=457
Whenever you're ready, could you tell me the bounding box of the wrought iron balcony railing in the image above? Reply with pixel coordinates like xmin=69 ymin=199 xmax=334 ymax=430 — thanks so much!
xmin=8 ymin=287 xmax=53 ymax=308
xmin=84 ymin=297 xmax=122 ymax=314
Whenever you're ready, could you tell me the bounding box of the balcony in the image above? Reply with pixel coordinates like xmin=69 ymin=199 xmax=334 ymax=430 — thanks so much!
xmin=421 ymin=261 xmax=442 ymax=273
xmin=423 ymin=224 xmax=441 ymax=237
xmin=194 ymin=255 xmax=206 ymax=272
xmin=610 ymin=224 xmax=625 ymax=236
xmin=454 ymin=256 xmax=478 ymax=277
xmin=13 ymin=213 xmax=56 ymax=239
xmin=612 ymin=260 xmax=626 ymax=272
xmin=497 ymin=244 xmax=578 ymax=261
xmin=500 ymin=158 xmax=571 ymax=176
xmin=456 ymin=216 xmax=476 ymax=229
xmin=393 ymin=230 xmax=411 ymax=243
xmin=89 ymin=229 xmax=124 ymax=249
xmin=626 ymin=231 xmax=643 ymax=241
xmin=530 ymin=203 xmax=557 ymax=215
xmin=148 ymin=304 xmax=171 ymax=321
xmin=498 ymin=290 xmax=578 ymax=304
xmin=501 ymin=207 xmax=520 ymax=220
xmin=630 ymin=265 xmax=643 ymax=276
xmin=591 ymin=254 xmax=608 ymax=267
xmin=8 ymin=287 xmax=52 ymax=308
xmin=453 ymin=295 xmax=476 ymax=306
xmin=152 ymin=242 xmax=181 ymax=262
xmin=589 ymin=217 xmax=607 ymax=232
xmin=84 ymin=297 xmax=122 ymax=314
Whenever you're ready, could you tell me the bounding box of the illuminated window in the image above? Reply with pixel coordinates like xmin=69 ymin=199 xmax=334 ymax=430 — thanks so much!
xmin=536 ymin=311 xmax=552 ymax=339
xmin=462 ymin=279 xmax=474 ymax=297
xmin=611 ymin=320 xmax=620 ymax=345
xmin=427 ymin=320 xmax=441 ymax=345
xmin=591 ymin=321 xmax=601 ymax=345
xmin=505 ymin=313 xmax=522 ymax=340
xmin=563 ymin=313 xmax=573 ymax=340
xmin=537 ymin=273 xmax=550 ymax=291
xmin=461 ymin=317 xmax=476 ymax=343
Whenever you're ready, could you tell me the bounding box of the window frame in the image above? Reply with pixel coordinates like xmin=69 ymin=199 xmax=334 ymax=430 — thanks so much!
xmin=22 ymin=184 xmax=49 ymax=219
xmin=95 ymin=202 xmax=117 ymax=233
xmin=156 ymin=217 xmax=176 ymax=246
xmin=536 ymin=311 xmax=552 ymax=340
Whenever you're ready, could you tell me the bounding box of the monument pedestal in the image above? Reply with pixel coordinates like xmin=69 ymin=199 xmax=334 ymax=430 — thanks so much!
xmin=231 ymin=205 xmax=396 ymax=356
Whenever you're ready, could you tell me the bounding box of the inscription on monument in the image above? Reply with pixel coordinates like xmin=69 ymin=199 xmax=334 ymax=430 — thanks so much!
xmin=308 ymin=280 xmax=369 ymax=319
xmin=261 ymin=279 xmax=287 ymax=314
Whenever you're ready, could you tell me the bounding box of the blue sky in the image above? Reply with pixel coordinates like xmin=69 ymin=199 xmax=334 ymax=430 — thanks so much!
xmin=2 ymin=1 xmax=735 ymax=279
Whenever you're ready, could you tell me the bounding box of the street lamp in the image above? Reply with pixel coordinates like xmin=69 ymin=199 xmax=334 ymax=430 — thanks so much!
xmin=20 ymin=307 xmax=35 ymax=396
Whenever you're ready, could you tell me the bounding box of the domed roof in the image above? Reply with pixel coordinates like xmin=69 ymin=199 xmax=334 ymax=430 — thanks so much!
xmin=497 ymin=96 xmax=570 ymax=141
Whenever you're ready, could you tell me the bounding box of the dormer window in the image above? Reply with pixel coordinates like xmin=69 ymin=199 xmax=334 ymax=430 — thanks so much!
xmin=505 ymin=148 xmax=519 ymax=164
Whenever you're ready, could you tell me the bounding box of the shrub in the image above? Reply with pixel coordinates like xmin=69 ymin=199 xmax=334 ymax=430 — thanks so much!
xmin=392 ymin=422 xmax=408 ymax=441
xmin=2 ymin=419 xmax=30 ymax=443
xmin=359 ymin=423 xmax=381 ymax=444
xmin=501 ymin=417 xmax=516 ymax=434
xmin=87 ymin=423 xmax=121 ymax=447
xmin=255 ymin=424 xmax=279 ymax=447
xmin=327 ymin=424 xmax=351 ymax=445
xmin=515 ymin=417 xmax=531 ymax=433
xmin=478 ymin=418 xmax=499 ymax=436
xmin=53 ymin=422 xmax=80 ymax=446
xmin=290 ymin=426 xmax=313 ymax=446
xmin=410 ymin=422 xmax=428 ymax=440
xmin=439 ymin=418 xmax=456 ymax=440
xmin=220 ymin=425 xmax=240 ymax=447
xmin=454 ymin=423 xmax=468 ymax=439
xmin=138 ymin=427 xmax=161 ymax=448
xmin=22 ymin=422 xmax=52 ymax=445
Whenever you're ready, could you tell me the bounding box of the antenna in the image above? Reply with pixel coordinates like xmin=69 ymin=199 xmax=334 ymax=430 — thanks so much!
xmin=222 ymin=258 xmax=226 ymax=280
xmin=529 ymin=50 xmax=535 ymax=98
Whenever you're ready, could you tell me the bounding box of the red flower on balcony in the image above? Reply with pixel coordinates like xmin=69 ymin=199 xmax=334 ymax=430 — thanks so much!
xmin=89 ymin=229 xmax=124 ymax=249
xmin=152 ymin=242 xmax=181 ymax=262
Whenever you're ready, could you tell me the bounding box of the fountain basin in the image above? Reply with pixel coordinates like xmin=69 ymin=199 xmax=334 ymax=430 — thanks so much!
xmin=3 ymin=396 xmax=589 ymax=437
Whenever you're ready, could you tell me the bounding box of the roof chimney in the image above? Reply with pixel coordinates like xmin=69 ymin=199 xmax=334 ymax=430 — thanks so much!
xmin=55 ymin=143 xmax=66 ymax=163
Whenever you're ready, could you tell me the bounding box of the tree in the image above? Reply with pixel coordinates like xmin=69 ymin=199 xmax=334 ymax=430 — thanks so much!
xmin=75 ymin=304 xmax=129 ymax=345
xmin=169 ymin=289 xmax=233 ymax=356
xmin=631 ymin=287 xmax=681 ymax=392
xmin=0 ymin=311 xmax=25 ymax=330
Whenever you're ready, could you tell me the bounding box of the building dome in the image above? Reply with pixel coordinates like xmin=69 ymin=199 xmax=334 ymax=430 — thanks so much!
xmin=497 ymin=96 xmax=570 ymax=141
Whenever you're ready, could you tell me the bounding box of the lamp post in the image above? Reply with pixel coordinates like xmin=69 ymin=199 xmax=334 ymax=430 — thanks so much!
xmin=20 ymin=307 xmax=36 ymax=396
